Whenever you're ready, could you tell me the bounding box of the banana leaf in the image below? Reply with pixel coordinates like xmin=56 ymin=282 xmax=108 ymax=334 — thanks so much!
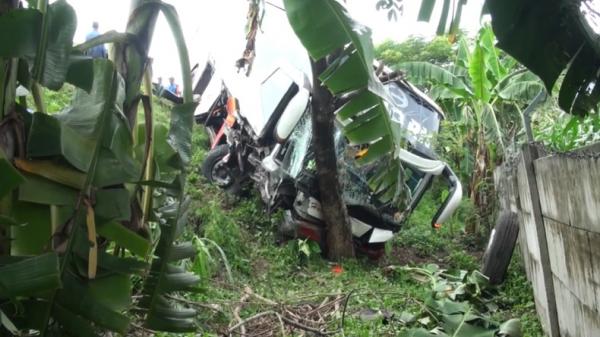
xmin=0 ymin=9 xmax=41 ymax=58
xmin=498 ymin=81 xmax=544 ymax=102
xmin=97 ymin=221 xmax=150 ymax=257
xmin=10 ymin=201 xmax=51 ymax=255
xmin=0 ymin=150 xmax=24 ymax=199
xmin=468 ymin=42 xmax=492 ymax=103
xmin=0 ymin=253 xmax=60 ymax=297
xmin=132 ymin=2 xmax=199 ymax=332
xmin=284 ymin=0 xmax=409 ymax=204
xmin=486 ymin=0 xmax=600 ymax=115
xmin=398 ymin=61 xmax=471 ymax=96
xmin=18 ymin=173 xmax=78 ymax=206
xmin=56 ymin=272 xmax=129 ymax=334
xmin=37 ymin=0 xmax=77 ymax=90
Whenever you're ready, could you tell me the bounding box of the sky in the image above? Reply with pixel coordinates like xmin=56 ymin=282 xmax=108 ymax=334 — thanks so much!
xmin=67 ymin=0 xmax=486 ymax=85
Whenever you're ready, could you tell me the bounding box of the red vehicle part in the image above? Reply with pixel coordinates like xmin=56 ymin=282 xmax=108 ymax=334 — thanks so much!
xmin=295 ymin=218 xmax=385 ymax=260
xmin=210 ymin=96 xmax=237 ymax=150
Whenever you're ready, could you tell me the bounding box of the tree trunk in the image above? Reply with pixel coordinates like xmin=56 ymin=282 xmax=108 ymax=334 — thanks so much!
xmin=466 ymin=128 xmax=487 ymax=234
xmin=310 ymin=59 xmax=354 ymax=260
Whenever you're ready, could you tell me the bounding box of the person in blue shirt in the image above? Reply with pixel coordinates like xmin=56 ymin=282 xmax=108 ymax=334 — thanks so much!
xmin=167 ymin=77 xmax=178 ymax=95
xmin=86 ymin=22 xmax=107 ymax=59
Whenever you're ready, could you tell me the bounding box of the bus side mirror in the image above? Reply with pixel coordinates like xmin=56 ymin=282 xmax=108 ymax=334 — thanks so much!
xmin=431 ymin=166 xmax=463 ymax=228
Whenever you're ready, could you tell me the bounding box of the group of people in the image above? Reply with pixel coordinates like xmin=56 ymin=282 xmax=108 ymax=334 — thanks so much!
xmin=156 ymin=77 xmax=180 ymax=96
xmin=85 ymin=22 xmax=181 ymax=97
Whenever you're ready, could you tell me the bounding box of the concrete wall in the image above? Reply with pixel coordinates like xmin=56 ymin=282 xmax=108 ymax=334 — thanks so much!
xmin=495 ymin=143 xmax=600 ymax=337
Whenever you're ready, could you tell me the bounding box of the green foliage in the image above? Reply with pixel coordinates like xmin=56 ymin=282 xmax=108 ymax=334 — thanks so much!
xmin=145 ymin=115 xmax=544 ymax=336
xmin=375 ymin=36 xmax=454 ymax=67
xmin=284 ymin=0 xmax=410 ymax=206
xmin=497 ymin=255 xmax=543 ymax=337
xmin=400 ymin=25 xmax=544 ymax=233
xmin=398 ymin=265 xmax=522 ymax=337
xmin=25 ymin=84 xmax=74 ymax=112
xmin=396 ymin=187 xmax=477 ymax=257
xmin=0 ymin=1 xmax=199 ymax=335
xmin=487 ymin=0 xmax=600 ymax=115
xmin=532 ymin=100 xmax=600 ymax=151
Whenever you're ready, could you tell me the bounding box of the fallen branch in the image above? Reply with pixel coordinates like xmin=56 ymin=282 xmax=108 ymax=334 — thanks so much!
xmin=227 ymin=310 xmax=337 ymax=337
xmin=230 ymin=293 xmax=251 ymax=337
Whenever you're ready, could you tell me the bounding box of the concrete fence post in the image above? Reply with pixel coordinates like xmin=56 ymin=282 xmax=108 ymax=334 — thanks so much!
xmin=521 ymin=143 xmax=561 ymax=337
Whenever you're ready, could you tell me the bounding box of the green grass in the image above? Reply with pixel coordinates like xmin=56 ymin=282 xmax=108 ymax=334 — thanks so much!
xmin=158 ymin=127 xmax=544 ymax=337
xmin=25 ymin=85 xmax=74 ymax=113
xmin=33 ymin=80 xmax=542 ymax=337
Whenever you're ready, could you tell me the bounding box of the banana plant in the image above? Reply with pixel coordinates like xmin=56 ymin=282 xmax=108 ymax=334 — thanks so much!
xmin=283 ymin=0 xmax=417 ymax=258
xmin=0 ymin=0 xmax=198 ymax=335
xmin=397 ymin=25 xmax=544 ymax=233
xmin=284 ymin=0 xmax=411 ymax=206
xmin=486 ymin=0 xmax=600 ymax=116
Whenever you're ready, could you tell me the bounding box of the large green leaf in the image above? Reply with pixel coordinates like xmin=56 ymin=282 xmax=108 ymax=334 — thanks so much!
xmin=88 ymin=274 xmax=132 ymax=312
xmin=455 ymin=38 xmax=471 ymax=69
xmin=140 ymin=196 xmax=199 ymax=332
xmin=57 ymin=62 xmax=126 ymax=138
xmin=167 ymin=103 xmax=197 ymax=167
xmin=27 ymin=60 xmax=135 ymax=181
xmin=0 ymin=149 xmax=25 ymax=199
xmin=0 ymin=9 xmax=41 ymax=58
xmin=284 ymin=0 xmax=408 ymax=204
xmin=94 ymin=188 xmax=131 ymax=222
xmin=10 ymin=202 xmax=51 ymax=256
xmin=479 ymin=25 xmax=503 ymax=83
xmin=0 ymin=253 xmax=60 ymax=297
xmin=27 ymin=112 xmax=96 ymax=172
xmin=38 ymin=0 xmax=77 ymax=90
xmin=132 ymin=2 xmax=199 ymax=333
xmin=498 ymin=81 xmax=544 ymax=102
xmin=283 ymin=0 xmax=351 ymax=60
xmin=56 ymin=272 xmax=129 ymax=333
xmin=399 ymin=61 xmax=471 ymax=95
xmin=97 ymin=221 xmax=150 ymax=257
xmin=468 ymin=42 xmax=491 ymax=103
xmin=442 ymin=313 xmax=496 ymax=337
xmin=52 ymin=304 xmax=98 ymax=337
xmin=72 ymin=234 xmax=148 ymax=275
xmin=65 ymin=54 xmax=95 ymax=92
xmin=486 ymin=0 xmax=600 ymax=115
xmin=558 ymin=45 xmax=600 ymax=115
xmin=18 ymin=173 xmax=77 ymax=206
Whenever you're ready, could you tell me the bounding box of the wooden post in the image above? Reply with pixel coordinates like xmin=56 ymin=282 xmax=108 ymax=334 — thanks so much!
xmin=521 ymin=143 xmax=561 ymax=337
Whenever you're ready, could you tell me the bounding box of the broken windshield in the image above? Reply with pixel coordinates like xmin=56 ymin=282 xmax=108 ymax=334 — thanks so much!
xmin=385 ymin=83 xmax=441 ymax=149
xmin=282 ymin=81 xmax=442 ymax=212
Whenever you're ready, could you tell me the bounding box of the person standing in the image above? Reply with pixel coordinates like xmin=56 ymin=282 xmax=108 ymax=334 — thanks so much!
xmin=86 ymin=22 xmax=107 ymax=59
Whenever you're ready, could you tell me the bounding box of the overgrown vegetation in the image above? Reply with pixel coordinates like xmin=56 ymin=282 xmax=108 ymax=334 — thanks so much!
xmin=158 ymin=127 xmax=543 ymax=336
xmin=0 ymin=1 xmax=199 ymax=335
xmin=1 ymin=0 xmax=593 ymax=335
xmin=532 ymin=101 xmax=600 ymax=151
